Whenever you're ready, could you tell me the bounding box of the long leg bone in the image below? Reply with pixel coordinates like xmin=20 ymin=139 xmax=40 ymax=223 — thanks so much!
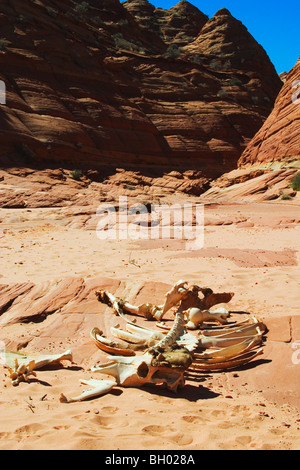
xmin=95 ymin=280 xmax=189 ymax=322
xmin=95 ymin=281 xmax=234 ymax=326
xmin=95 ymin=289 xmax=163 ymax=321
xmin=59 ymin=379 xmax=116 ymax=403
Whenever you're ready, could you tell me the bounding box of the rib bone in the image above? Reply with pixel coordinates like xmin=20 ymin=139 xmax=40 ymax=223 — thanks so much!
xmin=191 ymin=348 xmax=264 ymax=371
xmin=91 ymin=327 xmax=139 ymax=355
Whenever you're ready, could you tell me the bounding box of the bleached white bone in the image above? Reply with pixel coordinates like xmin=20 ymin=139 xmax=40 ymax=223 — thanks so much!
xmin=91 ymin=327 xmax=137 ymax=356
xmin=193 ymin=338 xmax=261 ymax=363
xmin=86 ymin=282 xmax=267 ymax=399
xmin=159 ymin=280 xmax=188 ymax=318
xmin=92 ymin=351 xmax=187 ymax=392
xmin=191 ymin=348 xmax=264 ymax=371
xmin=95 ymin=280 xmax=188 ymax=322
xmin=91 ymin=308 xmax=192 ymax=391
xmin=2 ymin=349 xmax=72 ymax=369
xmin=125 ymin=323 xmax=166 ymax=341
xmin=60 ymin=379 xmax=116 ymax=403
xmin=111 ymin=326 xmax=151 ymax=344
xmin=185 ymin=307 xmax=230 ymax=329
xmin=1 ymin=350 xmax=73 ymax=386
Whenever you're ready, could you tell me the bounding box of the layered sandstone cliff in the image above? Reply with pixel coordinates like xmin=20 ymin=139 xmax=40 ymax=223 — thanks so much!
xmin=239 ymin=57 xmax=300 ymax=168
xmin=0 ymin=0 xmax=282 ymax=196
xmin=201 ymin=57 xmax=299 ymax=201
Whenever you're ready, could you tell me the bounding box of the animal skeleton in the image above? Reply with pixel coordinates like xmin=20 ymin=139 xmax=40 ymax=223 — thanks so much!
xmin=0 ymin=281 xmax=266 ymax=403
xmin=60 ymin=281 xmax=266 ymax=403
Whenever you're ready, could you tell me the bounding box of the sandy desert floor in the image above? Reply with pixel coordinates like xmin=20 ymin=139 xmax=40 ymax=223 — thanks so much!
xmin=0 ymin=197 xmax=300 ymax=450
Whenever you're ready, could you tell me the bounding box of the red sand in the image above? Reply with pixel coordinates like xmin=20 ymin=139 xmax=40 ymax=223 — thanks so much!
xmin=0 ymin=200 xmax=300 ymax=450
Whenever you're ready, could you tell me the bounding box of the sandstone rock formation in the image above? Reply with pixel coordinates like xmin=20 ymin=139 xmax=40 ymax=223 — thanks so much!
xmin=0 ymin=0 xmax=282 ymax=195
xmin=123 ymin=0 xmax=209 ymax=46
xmin=201 ymin=57 xmax=299 ymax=201
xmin=239 ymin=57 xmax=300 ymax=168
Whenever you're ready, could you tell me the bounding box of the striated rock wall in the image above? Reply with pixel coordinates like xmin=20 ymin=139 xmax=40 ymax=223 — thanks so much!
xmin=239 ymin=57 xmax=300 ymax=168
xmin=200 ymin=56 xmax=299 ymax=202
xmin=0 ymin=0 xmax=282 ymax=188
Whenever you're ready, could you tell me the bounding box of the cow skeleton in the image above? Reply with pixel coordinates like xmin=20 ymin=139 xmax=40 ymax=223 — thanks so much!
xmin=0 ymin=281 xmax=266 ymax=403
xmin=60 ymin=281 xmax=265 ymax=402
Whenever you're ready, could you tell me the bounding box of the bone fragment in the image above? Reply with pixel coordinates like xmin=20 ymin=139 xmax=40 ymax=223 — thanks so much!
xmin=180 ymin=286 xmax=234 ymax=312
xmin=59 ymin=379 xmax=116 ymax=403
xmin=158 ymin=280 xmax=188 ymax=319
xmin=1 ymin=350 xmax=73 ymax=386
xmin=185 ymin=307 xmax=230 ymax=329
xmin=8 ymin=360 xmax=37 ymax=386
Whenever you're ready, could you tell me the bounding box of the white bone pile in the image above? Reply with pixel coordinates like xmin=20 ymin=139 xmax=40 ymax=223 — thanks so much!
xmin=0 ymin=281 xmax=266 ymax=403
xmin=61 ymin=280 xmax=266 ymax=402
xmin=0 ymin=350 xmax=72 ymax=386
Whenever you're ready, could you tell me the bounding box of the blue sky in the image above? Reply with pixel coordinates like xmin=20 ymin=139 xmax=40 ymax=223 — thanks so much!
xmin=149 ymin=0 xmax=299 ymax=74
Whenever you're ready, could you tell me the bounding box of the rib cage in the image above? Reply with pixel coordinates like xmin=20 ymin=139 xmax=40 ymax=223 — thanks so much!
xmin=94 ymin=281 xmax=266 ymax=372
xmin=1 ymin=281 xmax=267 ymax=403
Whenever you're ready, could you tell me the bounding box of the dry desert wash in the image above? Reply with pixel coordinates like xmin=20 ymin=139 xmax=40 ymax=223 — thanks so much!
xmin=0 ymin=0 xmax=299 ymax=451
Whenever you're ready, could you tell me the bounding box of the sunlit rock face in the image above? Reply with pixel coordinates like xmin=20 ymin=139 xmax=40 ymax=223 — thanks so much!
xmin=239 ymin=57 xmax=300 ymax=168
xmin=0 ymin=0 xmax=282 ymax=192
